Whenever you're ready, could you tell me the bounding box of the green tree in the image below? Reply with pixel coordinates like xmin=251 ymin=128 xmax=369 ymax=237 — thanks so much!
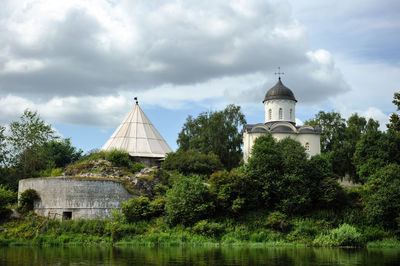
xmin=353 ymin=129 xmax=388 ymax=183
xmin=40 ymin=139 xmax=82 ymax=168
xmin=8 ymin=109 xmax=57 ymax=177
xmin=305 ymin=111 xmax=346 ymax=153
xmin=177 ymin=104 xmax=246 ymax=170
xmin=245 ymin=134 xmax=282 ymax=208
xmin=0 ymin=126 xmax=7 ymax=166
xmin=362 ymin=164 xmax=400 ymax=229
xmin=387 ymin=92 xmax=400 ymax=132
xmin=245 ymin=135 xmax=344 ymax=213
xmin=165 ymin=175 xmax=214 ymax=225
xmin=209 ymin=168 xmax=255 ymax=214
xmin=162 ymin=149 xmax=223 ymax=176
xmin=0 ymin=185 xmax=16 ymax=221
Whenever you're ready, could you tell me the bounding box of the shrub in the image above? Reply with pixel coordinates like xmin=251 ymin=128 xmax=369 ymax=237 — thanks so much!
xmin=362 ymin=164 xmax=400 ymax=229
xmin=266 ymin=211 xmax=288 ymax=231
xmin=165 ymin=174 xmax=215 ymax=226
xmin=192 ymin=220 xmax=225 ymax=238
xmin=149 ymin=196 xmax=166 ymax=217
xmin=105 ymin=149 xmax=131 ymax=168
xmin=313 ymin=224 xmax=362 ymax=247
xmin=209 ymin=168 xmax=255 ymax=214
xmin=18 ymin=189 xmax=39 ymax=214
xmin=162 ymin=150 xmax=223 ymax=176
xmin=131 ymin=162 xmax=146 ymax=173
xmin=121 ymin=196 xmax=151 ymax=222
xmin=0 ymin=185 xmax=16 ymax=221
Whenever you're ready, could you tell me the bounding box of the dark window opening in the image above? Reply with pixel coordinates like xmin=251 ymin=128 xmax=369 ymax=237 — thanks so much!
xmin=63 ymin=211 xmax=72 ymax=220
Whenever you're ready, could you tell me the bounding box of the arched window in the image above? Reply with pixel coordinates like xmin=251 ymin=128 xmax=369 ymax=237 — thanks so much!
xmin=268 ymin=109 xmax=272 ymax=120
xmin=305 ymin=142 xmax=310 ymax=151
xmin=279 ymin=108 xmax=283 ymax=120
xmin=290 ymin=109 xmax=292 ymax=120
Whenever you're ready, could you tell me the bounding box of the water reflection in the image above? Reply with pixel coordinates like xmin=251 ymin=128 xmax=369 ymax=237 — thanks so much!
xmin=1 ymin=246 xmax=399 ymax=265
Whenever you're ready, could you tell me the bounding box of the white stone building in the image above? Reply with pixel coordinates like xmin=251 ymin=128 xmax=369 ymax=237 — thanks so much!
xmin=243 ymin=77 xmax=321 ymax=162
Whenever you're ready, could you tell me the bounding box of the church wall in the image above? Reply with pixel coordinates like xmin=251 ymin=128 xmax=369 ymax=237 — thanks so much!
xmin=18 ymin=177 xmax=135 ymax=220
xmin=264 ymin=99 xmax=296 ymax=123
xmin=243 ymin=131 xmax=321 ymax=163
xmin=243 ymin=131 xmax=266 ymax=163
xmin=294 ymin=133 xmax=321 ymax=157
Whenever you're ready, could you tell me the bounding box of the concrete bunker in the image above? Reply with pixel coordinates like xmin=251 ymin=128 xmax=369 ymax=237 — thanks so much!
xmin=18 ymin=177 xmax=135 ymax=220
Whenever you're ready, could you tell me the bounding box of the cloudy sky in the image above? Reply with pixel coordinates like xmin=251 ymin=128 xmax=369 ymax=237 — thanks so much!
xmin=1 ymin=0 xmax=399 ymax=152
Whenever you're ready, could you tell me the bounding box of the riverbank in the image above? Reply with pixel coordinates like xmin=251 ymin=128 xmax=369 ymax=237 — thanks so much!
xmin=1 ymin=212 xmax=399 ymax=248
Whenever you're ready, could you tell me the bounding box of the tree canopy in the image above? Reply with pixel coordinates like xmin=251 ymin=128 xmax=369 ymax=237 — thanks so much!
xmin=177 ymin=104 xmax=246 ymax=170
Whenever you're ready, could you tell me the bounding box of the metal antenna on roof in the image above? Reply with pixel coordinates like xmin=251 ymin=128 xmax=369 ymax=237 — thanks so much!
xmin=275 ymin=67 xmax=284 ymax=80
xmin=134 ymin=97 xmax=138 ymax=104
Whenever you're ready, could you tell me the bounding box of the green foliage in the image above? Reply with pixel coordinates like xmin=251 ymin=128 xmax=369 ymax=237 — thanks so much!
xmin=313 ymin=224 xmax=362 ymax=247
xmin=266 ymin=211 xmax=288 ymax=231
xmin=162 ymin=149 xmax=223 ymax=176
xmin=305 ymin=111 xmax=346 ymax=153
xmin=105 ymin=149 xmax=131 ymax=168
xmin=165 ymin=175 xmax=215 ymax=226
xmin=246 ymin=135 xmax=344 ymax=214
xmin=287 ymin=218 xmax=328 ymax=242
xmin=121 ymin=196 xmax=151 ymax=222
xmin=40 ymin=139 xmax=82 ymax=168
xmin=0 ymin=126 xmax=7 ymax=166
xmin=209 ymin=168 xmax=254 ymax=214
xmin=131 ymin=162 xmax=146 ymax=173
xmin=362 ymin=164 xmax=400 ymax=229
xmin=0 ymin=185 xmax=16 ymax=221
xmin=18 ymin=189 xmax=39 ymax=214
xmin=387 ymin=92 xmax=400 ymax=132
xmin=177 ymin=104 xmax=246 ymax=170
xmin=8 ymin=109 xmax=57 ymax=178
xmin=192 ymin=220 xmax=225 ymax=238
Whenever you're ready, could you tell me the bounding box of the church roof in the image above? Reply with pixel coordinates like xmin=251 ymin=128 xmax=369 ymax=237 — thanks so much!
xmin=263 ymin=78 xmax=297 ymax=102
xmin=101 ymin=103 xmax=173 ymax=158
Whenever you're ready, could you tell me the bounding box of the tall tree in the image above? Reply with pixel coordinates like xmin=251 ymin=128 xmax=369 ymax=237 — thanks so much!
xmin=387 ymin=92 xmax=400 ymax=132
xmin=177 ymin=104 xmax=246 ymax=170
xmin=305 ymin=111 xmax=346 ymax=153
xmin=0 ymin=126 xmax=7 ymax=166
xmin=8 ymin=109 xmax=57 ymax=177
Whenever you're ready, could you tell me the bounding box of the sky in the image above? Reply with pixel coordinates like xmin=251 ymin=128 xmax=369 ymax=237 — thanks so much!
xmin=0 ymin=0 xmax=399 ymax=152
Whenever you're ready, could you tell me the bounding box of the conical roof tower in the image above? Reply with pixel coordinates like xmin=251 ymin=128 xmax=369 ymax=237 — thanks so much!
xmin=101 ymin=102 xmax=172 ymax=160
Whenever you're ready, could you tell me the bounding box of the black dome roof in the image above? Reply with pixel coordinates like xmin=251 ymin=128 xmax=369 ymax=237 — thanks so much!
xmin=263 ymin=78 xmax=297 ymax=102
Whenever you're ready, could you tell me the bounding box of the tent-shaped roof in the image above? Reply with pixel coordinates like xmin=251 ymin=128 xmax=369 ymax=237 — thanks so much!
xmin=101 ymin=103 xmax=173 ymax=158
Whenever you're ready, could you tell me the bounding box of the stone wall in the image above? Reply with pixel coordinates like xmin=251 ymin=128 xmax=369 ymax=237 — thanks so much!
xmin=18 ymin=177 xmax=135 ymax=220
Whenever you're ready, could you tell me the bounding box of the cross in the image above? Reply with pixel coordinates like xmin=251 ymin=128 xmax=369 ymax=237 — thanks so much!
xmin=134 ymin=97 xmax=138 ymax=104
xmin=275 ymin=67 xmax=284 ymax=79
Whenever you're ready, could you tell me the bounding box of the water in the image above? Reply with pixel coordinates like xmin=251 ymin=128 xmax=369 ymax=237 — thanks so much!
xmin=1 ymin=246 xmax=399 ymax=265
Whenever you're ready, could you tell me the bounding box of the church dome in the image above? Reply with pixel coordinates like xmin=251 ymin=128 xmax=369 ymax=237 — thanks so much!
xmin=263 ymin=78 xmax=297 ymax=102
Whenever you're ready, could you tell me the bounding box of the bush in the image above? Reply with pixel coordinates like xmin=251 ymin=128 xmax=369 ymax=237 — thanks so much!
xmin=131 ymin=162 xmax=146 ymax=173
xmin=209 ymin=168 xmax=255 ymax=214
xmin=18 ymin=189 xmax=39 ymax=214
xmin=192 ymin=220 xmax=225 ymax=238
xmin=165 ymin=174 xmax=215 ymax=226
xmin=362 ymin=164 xmax=400 ymax=229
xmin=121 ymin=196 xmax=151 ymax=222
xmin=162 ymin=150 xmax=223 ymax=176
xmin=0 ymin=185 xmax=16 ymax=221
xmin=266 ymin=211 xmax=288 ymax=231
xmin=105 ymin=149 xmax=131 ymax=168
xmin=313 ymin=224 xmax=362 ymax=247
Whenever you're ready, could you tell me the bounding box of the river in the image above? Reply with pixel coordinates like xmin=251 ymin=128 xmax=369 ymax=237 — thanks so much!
xmin=1 ymin=246 xmax=400 ymax=265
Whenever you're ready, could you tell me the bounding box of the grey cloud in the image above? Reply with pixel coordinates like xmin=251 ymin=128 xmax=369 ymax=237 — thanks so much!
xmin=0 ymin=1 xmax=312 ymax=100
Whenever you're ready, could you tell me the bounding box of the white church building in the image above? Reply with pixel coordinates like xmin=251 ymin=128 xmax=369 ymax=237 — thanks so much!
xmin=243 ymin=77 xmax=321 ymax=162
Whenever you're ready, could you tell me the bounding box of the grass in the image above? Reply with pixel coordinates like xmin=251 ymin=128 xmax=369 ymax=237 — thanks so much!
xmin=1 ymin=211 xmax=398 ymax=248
